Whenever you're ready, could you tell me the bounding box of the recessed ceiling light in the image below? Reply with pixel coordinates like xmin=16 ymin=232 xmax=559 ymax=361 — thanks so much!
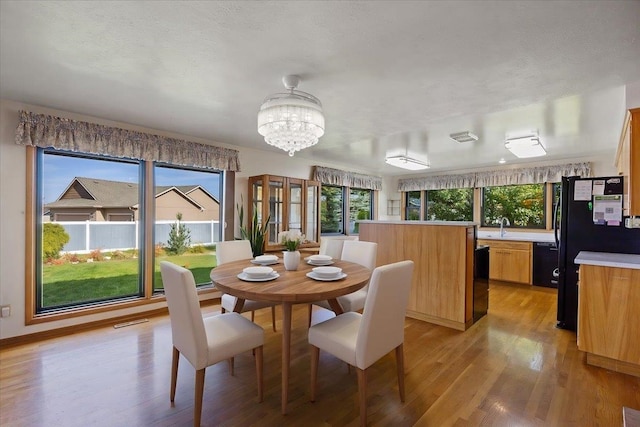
xmin=385 ymin=155 xmax=430 ymax=170
xmin=449 ymin=131 xmax=478 ymax=143
xmin=499 ymin=158 xmax=506 ymax=164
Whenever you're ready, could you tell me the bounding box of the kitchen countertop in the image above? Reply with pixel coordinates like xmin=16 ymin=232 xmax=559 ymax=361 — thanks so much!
xmin=575 ymin=251 xmax=640 ymax=270
xmin=359 ymin=220 xmax=478 ymax=227
xmin=477 ymin=230 xmax=555 ymax=243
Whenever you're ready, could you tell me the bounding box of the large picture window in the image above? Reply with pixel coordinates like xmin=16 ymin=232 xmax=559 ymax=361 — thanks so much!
xmin=405 ymin=191 xmax=421 ymax=220
xmin=349 ymin=188 xmax=373 ymax=233
xmin=482 ymin=184 xmax=545 ymax=228
xmin=35 ymin=149 xmax=223 ymax=314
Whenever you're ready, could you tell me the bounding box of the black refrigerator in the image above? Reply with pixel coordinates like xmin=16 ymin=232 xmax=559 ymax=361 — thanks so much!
xmin=556 ymin=176 xmax=640 ymax=331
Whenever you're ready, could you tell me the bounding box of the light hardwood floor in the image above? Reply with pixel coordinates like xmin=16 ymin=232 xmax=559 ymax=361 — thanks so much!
xmin=1 ymin=282 xmax=639 ymax=426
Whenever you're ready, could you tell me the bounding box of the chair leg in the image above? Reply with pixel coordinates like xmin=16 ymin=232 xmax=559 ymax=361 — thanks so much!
xmin=395 ymin=344 xmax=405 ymax=402
xmin=255 ymin=345 xmax=264 ymax=402
xmin=194 ymin=368 xmax=205 ymax=427
xmin=228 ymin=357 xmax=235 ymax=376
xmin=271 ymin=306 xmax=277 ymax=332
xmin=221 ymin=306 xmax=226 ymax=314
xmin=251 ymin=310 xmax=255 ymax=322
xmin=307 ymin=304 xmax=313 ymax=327
xmin=170 ymin=347 xmax=180 ymax=402
xmin=310 ymin=345 xmax=320 ymax=402
xmin=357 ymin=368 xmax=367 ymax=427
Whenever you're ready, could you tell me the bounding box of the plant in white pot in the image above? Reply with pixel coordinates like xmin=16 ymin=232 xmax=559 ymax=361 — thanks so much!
xmin=279 ymin=229 xmax=306 ymax=271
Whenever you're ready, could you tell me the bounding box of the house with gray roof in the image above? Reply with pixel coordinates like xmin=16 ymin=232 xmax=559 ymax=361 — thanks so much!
xmin=45 ymin=177 xmax=220 ymax=222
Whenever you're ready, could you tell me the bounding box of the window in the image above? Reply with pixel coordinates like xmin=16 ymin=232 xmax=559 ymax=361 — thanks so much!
xmin=482 ymin=184 xmax=545 ymax=228
xmin=321 ymin=185 xmax=344 ymax=234
xmin=39 ymin=150 xmax=143 ymax=312
xmin=349 ymin=188 xmax=373 ymax=233
xmin=153 ymin=164 xmax=222 ymax=291
xmin=35 ymin=149 xmax=223 ymax=314
xmin=425 ymin=188 xmax=473 ymax=221
xmin=321 ymin=185 xmax=375 ymax=235
xmin=405 ymin=191 xmax=421 ymax=220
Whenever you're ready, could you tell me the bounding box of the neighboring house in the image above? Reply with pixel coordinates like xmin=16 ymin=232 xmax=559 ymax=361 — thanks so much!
xmin=45 ymin=177 xmax=220 ymax=221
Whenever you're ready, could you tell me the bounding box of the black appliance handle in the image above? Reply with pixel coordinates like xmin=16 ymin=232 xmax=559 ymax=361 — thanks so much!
xmin=553 ymin=192 xmax=561 ymax=248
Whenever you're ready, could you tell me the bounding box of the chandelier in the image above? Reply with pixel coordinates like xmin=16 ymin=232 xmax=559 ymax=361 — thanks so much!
xmin=257 ymin=75 xmax=325 ymax=157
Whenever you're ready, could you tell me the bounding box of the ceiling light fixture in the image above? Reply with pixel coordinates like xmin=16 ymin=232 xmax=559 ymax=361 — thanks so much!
xmin=257 ymin=75 xmax=325 ymax=157
xmin=449 ymin=131 xmax=478 ymax=143
xmin=385 ymin=155 xmax=430 ymax=170
xmin=505 ymin=132 xmax=547 ymax=158
xmin=498 ymin=158 xmax=506 ymax=164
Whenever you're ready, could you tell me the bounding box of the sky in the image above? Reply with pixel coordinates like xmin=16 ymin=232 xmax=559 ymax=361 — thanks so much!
xmin=42 ymin=153 xmax=222 ymax=204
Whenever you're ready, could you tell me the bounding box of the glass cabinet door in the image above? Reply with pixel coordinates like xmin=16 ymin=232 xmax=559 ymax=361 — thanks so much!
xmin=267 ymin=177 xmax=284 ymax=246
xmin=306 ymin=181 xmax=320 ymax=244
xmin=288 ymin=179 xmax=303 ymax=233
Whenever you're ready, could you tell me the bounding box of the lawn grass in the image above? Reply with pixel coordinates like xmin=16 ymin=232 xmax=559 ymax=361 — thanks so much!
xmin=42 ymin=253 xmax=216 ymax=307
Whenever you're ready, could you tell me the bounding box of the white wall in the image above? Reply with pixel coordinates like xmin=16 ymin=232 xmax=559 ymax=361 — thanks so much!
xmin=0 ymin=99 xmax=380 ymax=339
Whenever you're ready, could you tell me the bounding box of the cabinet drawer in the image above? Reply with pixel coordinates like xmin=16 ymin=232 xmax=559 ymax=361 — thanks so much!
xmin=478 ymin=239 xmax=532 ymax=251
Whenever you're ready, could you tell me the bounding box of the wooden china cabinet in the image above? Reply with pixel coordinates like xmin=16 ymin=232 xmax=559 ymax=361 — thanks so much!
xmin=248 ymin=174 xmax=321 ymax=252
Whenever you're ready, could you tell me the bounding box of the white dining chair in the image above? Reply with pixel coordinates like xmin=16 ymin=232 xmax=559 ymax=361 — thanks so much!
xmin=309 ymin=241 xmax=378 ymax=325
xmin=308 ymin=260 xmax=414 ymax=426
xmin=160 ymin=261 xmax=265 ymax=427
xmin=216 ymin=240 xmax=278 ymax=332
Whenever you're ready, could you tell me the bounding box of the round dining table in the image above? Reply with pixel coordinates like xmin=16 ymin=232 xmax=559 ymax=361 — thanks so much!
xmin=210 ymin=257 xmax=371 ymax=415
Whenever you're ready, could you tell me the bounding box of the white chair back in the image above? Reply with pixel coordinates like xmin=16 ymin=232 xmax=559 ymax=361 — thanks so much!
xmin=160 ymin=261 xmax=208 ymax=370
xmin=319 ymin=236 xmax=358 ymax=256
xmin=321 ymin=239 xmax=345 ymax=259
xmin=216 ymin=240 xmax=253 ymax=265
xmin=355 ymin=260 xmax=414 ymax=369
xmin=341 ymin=240 xmax=377 ymax=270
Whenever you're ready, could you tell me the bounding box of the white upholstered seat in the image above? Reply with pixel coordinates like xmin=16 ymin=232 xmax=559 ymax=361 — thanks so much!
xmin=160 ymin=261 xmax=264 ymax=427
xmin=308 ymin=260 xmax=414 ymax=426
xmin=309 ymin=241 xmax=377 ymax=325
xmin=216 ymin=240 xmax=278 ymax=331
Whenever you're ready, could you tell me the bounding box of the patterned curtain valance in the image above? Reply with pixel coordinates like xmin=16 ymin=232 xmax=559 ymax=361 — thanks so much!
xmin=15 ymin=110 xmax=241 ymax=172
xmin=312 ymin=166 xmax=382 ymax=190
xmin=398 ymin=162 xmax=591 ymax=191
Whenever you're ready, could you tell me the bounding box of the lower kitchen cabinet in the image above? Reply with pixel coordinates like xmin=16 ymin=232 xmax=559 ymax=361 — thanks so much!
xmin=477 ymin=239 xmax=532 ymax=284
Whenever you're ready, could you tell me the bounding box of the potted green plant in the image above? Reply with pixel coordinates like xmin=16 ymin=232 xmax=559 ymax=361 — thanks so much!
xmin=237 ymin=196 xmax=270 ymax=257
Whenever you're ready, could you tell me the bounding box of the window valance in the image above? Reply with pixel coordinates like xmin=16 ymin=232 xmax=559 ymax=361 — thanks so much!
xmin=313 ymin=166 xmax=382 ymax=190
xmin=397 ymin=162 xmax=591 ymax=191
xmin=14 ymin=110 xmax=241 ymax=172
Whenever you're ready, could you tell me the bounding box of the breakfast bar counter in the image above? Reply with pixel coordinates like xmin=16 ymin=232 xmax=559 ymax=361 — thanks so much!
xmin=358 ymin=220 xmax=477 ymax=330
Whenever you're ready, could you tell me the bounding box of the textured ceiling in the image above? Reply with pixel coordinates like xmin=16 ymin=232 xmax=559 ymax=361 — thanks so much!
xmin=1 ymin=1 xmax=639 ymax=176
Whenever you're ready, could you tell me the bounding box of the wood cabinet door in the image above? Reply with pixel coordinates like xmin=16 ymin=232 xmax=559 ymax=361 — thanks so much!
xmin=489 ymin=249 xmax=530 ymax=284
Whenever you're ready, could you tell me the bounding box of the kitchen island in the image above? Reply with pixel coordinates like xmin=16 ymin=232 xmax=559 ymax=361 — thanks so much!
xmin=575 ymin=251 xmax=640 ymax=377
xmin=359 ymin=220 xmax=477 ymax=330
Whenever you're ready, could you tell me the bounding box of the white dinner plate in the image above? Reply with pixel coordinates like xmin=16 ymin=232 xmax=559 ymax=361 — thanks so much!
xmin=237 ymin=272 xmax=280 ymax=282
xmin=306 ymin=272 xmax=347 ymax=282
xmin=307 ymin=260 xmax=334 ymax=266
xmin=251 ymin=259 xmax=279 ymax=265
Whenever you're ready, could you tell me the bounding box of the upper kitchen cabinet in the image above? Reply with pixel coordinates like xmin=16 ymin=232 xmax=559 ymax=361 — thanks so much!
xmin=616 ymin=108 xmax=640 ymax=216
xmin=248 ymin=174 xmax=320 ymax=252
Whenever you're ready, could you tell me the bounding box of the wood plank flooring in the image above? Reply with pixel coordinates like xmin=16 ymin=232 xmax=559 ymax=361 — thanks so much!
xmin=1 ymin=282 xmax=639 ymax=426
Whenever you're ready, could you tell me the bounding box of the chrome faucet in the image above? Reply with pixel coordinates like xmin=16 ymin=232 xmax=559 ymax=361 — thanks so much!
xmin=499 ymin=217 xmax=510 ymax=238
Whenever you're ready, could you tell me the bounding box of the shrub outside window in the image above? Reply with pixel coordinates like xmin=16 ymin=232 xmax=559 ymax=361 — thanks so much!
xmin=349 ymin=188 xmax=373 ymax=233
xmin=321 ymin=185 xmax=344 ymax=234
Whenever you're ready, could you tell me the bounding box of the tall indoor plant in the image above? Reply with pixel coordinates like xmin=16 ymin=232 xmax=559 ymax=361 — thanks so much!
xmin=237 ymin=196 xmax=270 ymax=257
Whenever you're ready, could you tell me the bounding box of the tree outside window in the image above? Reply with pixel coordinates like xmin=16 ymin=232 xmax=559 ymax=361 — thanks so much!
xmin=425 ymin=188 xmax=473 ymax=221
xmin=321 ymin=185 xmax=344 ymax=233
xmin=482 ymin=184 xmax=545 ymax=228
xmin=349 ymin=188 xmax=372 ymax=233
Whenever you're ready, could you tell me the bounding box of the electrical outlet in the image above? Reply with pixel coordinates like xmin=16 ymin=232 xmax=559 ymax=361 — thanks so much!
xmin=0 ymin=305 xmax=10 ymax=318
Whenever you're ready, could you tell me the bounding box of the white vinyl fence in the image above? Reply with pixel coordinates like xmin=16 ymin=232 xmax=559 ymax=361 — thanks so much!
xmin=57 ymin=220 xmax=221 ymax=254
